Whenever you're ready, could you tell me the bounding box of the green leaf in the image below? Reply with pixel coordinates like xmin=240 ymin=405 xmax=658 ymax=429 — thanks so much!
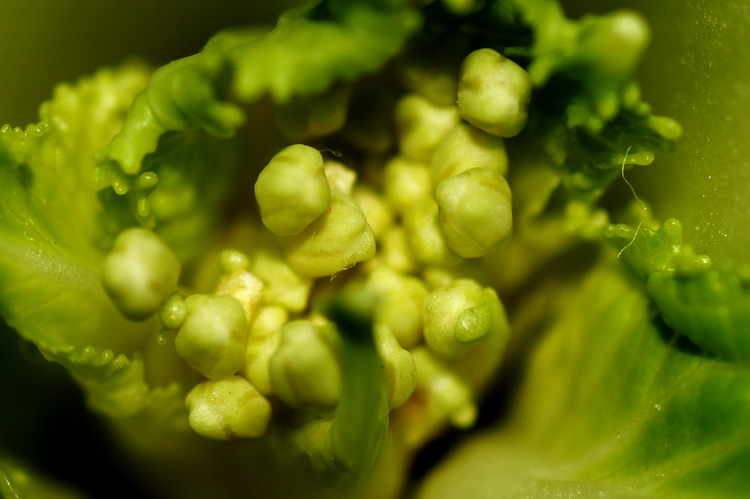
xmin=100 ymin=0 xmax=421 ymax=179
xmin=607 ymin=219 xmax=750 ymax=364
xmin=230 ymin=1 xmax=422 ymax=103
xmin=491 ymin=0 xmax=682 ymax=202
xmin=0 ymin=64 xmax=153 ymax=356
xmin=418 ymin=256 xmax=750 ymax=498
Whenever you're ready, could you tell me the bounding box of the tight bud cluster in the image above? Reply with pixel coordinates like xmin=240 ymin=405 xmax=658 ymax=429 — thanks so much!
xmin=101 ymin=45 xmax=528 ymax=451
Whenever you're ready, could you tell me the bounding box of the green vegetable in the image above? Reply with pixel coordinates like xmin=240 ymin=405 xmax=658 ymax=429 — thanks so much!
xmin=255 ymin=144 xmax=330 ymax=236
xmin=1 ymin=0 xmax=747 ymax=497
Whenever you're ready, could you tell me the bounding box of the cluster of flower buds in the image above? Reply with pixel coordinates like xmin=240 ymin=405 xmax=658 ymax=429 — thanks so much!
xmin=101 ymin=47 xmax=531 ymax=461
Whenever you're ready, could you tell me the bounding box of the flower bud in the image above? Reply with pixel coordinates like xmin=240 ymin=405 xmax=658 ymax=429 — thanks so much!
xmin=215 ymin=270 xmax=263 ymax=324
xmin=352 ymin=186 xmax=395 ymax=239
xmin=243 ymin=305 xmax=288 ymax=396
xmin=159 ymin=293 xmax=186 ymax=330
xmin=250 ymin=250 xmax=312 ymax=312
xmin=395 ymin=94 xmax=459 ymax=162
xmin=103 ymin=227 xmax=180 ymax=320
xmin=369 ymin=267 xmax=427 ymax=348
xmin=383 ymin=156 xmax=433 ymax=214
xmin=284 ymin=190 xmax=376 ymax=277
xmin=324 ymin=160 xmax=357 ymax=195
xmin=436 ymin=167 xmax=512 ymax=258
xmin=423 ymin=279 xmax=503 ymax=357
xmin=374 ymin=324 xmax=417 ymax=409
xmin=403 ymin=201 xmax=461 ymax=267
xmin=457 ymin=48 xmax=531 ymax=137
xmin=431 ymin=122 xmax=508 ymax=185
xmin=186 ymin=376 xmax=271 ymax=440
xmin=412 ymin=348 xmax=476 ymax=429
xmin=254 ymin=144 xmax=330 ymax=236
xmin=174 ymin=294 xmax=248 ymax=380
xmin=269 ymin=320 xmax=341 ymax=408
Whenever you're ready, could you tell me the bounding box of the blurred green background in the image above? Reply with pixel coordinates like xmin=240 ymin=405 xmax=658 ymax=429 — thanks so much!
xmin=0 ymin=0 xmax=303 ymax=125
xmin=564 ymin=0 xmax=750 ymax=264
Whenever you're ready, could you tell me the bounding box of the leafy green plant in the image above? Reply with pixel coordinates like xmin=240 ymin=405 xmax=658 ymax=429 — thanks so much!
xmin=1 ymin=0 xmax=748 ymax=498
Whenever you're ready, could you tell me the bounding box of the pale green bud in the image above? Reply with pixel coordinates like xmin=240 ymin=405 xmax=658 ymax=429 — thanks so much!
xmin=374 ymin=324 xmax=417 ymax=409
xmin=219 ymin=249 xmax=250 ymax=273
xmin=243 ymin=305 xmax=288 ymax=396
xmin=174 ymin=294 xmax=248 ymax=380
xmin=250 ymin=250 xmax=312 ymax=312
xmin=324 ymin=160 xmax=357 ymax=195
xmin=424 ymin=278 xmax=500 ymax=357
xmin=403 ymin=201 xmax=460 ymax=267
xmin=186 ymin=376 xmax=272 ymax=440
xmin=400 ymin=47 xmax=461 ymax=107
xmin=352 ymin=186 xmax=395 ymax=239
xmin=284 ymin=189 xmax=376 ymax=277
xmin=412 ymin=348 xmax=476 ymax=429
xmin=369 ymin=267 xmax=427 ymax=348
xmin=102 ymin=227 xmax=180 ymax=320
xmin=159 ymin=293 xmax=186 ymax=330
xmin=395 ymin=94 xmax=459 ymax=162
xmin=435 ymin=167 xmax=512 ymax=258
xmin=254 ymin=144 xmax=330 ymax=236
xmin=269 ymin=321 xmax=341 ymax=408
xmin=215 ymin=269 xmax=264 ymax=324
xmin=431 ymin=122 xmax=508 ymax=185
xmin=457 ymin=48 xmax=532 ymax=137
xmin=579 ymin=11 xmax=649 ymax=85
xmin=380 ymin=226 xmax=418 ymax=274
xmin=384 ymin=156 xmax=433 ymax=213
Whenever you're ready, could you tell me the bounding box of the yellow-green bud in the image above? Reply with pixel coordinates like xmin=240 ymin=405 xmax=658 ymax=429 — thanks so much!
xmin=403 ymin=201 xmax=460 ymax=267
xmin=243 ymin=305 xmax=288 ymax=396
xmin=324 ymin=160 xmax=357 ymax=194
xmin=219 ymin=249 xmax=250 ymax=273
xmin=352 ymin=186 xmax=395 ymax=239
xmin=186 ymin=376 xmax=271 ymax=440
xmin=383 ymin=156 xmax=433 ymax=214
xmin=284 ymin=190 xmax=376 ymax=277
xmin=102 ymin=227 xmax=180 ymax=321
xmin=431 ymin=122 xmax=508 ymax=185
xmin=380 ymin=225 xmax=417 ymax=274
xmin=174 ymin=294 xmax=248 ymax=380
xmin=254 ymin=144 xmax=330 ymax=236
xmin=159 ymin=293 xmax=186 ymax=330
xmin=395 ymin=94 xmax=459 ymax=162
xmin=250 ymin=250 xmax=312 ymax=312
xmin=435 ymin=167 xmax=512 ymax=258
xmin=400 ymin=51 xmax=459 ymax=107
xmin=215 ymin=269 xmax=264 ymax=324
xmin=412 ymin=348 xmax=476 ymax=429
xmin=269 ymin=320 xmax=341 ymax=408
xmin=369 ymin=267 xmax=427 ymax=348
xmin=424 ymin=279 xmax=500 ymax=357
xmin=457 ymin=48 xmax=532 ymax=137
xmin=374 ymin=324 xmax=417 ymax=409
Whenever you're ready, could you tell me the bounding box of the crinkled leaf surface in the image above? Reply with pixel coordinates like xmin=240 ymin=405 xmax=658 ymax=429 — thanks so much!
xmin=0 ymin=65 xmax=152 ymax=356
xmin=418 ymin=255 xmax=750 ymax=498
xmin=102 ymin=0 xmax=421 ymax=178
